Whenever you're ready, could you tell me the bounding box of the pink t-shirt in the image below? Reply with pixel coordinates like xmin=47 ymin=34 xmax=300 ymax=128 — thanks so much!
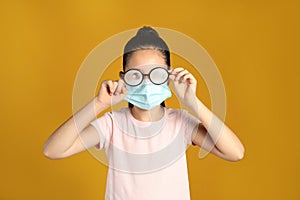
xmin=90 ymin=107 xmax=200 ymax=200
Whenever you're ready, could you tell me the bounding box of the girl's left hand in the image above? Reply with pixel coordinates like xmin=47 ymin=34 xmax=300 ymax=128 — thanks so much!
xmin=169 ymin=67 xmax=198 ymax=107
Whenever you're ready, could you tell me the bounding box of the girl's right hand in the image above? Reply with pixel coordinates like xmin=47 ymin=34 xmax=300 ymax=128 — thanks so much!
xmin=96 ymin=79 xmax=128 ymax=107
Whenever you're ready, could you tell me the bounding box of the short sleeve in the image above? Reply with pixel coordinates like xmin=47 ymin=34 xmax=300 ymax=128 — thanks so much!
xmin=90 ymin=112 xmax=113 ymax=151
xmin=181 ymin=110 xmax=201 ymax=147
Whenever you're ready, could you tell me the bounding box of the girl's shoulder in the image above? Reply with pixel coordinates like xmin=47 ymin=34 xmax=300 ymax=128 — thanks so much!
xmin=165 ymin=107 xmax=189 ymax=118
xmin=105 ymin=107 xmax=129 ymax=118
xmin=165 ymin=107 xmax=200 ymax=122
xmin=165 ymin=107 xmax=188 ymax=113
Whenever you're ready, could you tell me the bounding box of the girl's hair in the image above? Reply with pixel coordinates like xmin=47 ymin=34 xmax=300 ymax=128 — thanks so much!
xmin=122 ymin=26 xmax=171 ymax=108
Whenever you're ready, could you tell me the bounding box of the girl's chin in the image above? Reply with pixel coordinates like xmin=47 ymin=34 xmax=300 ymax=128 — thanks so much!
xmin=133 ymin=105 xmax=161 ymax=111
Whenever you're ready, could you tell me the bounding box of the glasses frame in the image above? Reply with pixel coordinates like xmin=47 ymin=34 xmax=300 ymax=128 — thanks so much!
xmin=120 ymin=67 xmax=170 ymax=86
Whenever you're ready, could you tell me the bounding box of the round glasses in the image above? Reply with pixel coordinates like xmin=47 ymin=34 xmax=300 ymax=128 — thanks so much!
xmin=120 ymin=67 xmax=170 ymax=86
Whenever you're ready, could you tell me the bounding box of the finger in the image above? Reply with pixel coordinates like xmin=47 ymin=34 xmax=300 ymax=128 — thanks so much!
xmin=119 ymin=79 xmax=128 ymax=94
xmin=168 ymin=67 xmax=183 ymax=76
xmin=171 ymin=67 xmax=185 ymax=74
xmin=169 ymin=68 xmax=187 ymax=81
xmin=121 ymin=84 xmax=128 ymax=95
xmin=179 ymin=72 xmax=191 ymax=83
xmin=175 ymin=69 xmax=189 ymax=81
xmin=169 ymin=74 xmax=176 ymax=81
xmin=111 ymin=81 xmax=118 ymax=94
xmin=181 ymin=73 xmax=196 ymax=84
xmin=114 ymin=79 xmax=124 ymax=95
xmin=105 ymin=80 xmax=114 ymax=95
xmin=176 ymin=69 xmax=189 ymax=78
xmin=168 ymin=68 xmax=175 ymax=75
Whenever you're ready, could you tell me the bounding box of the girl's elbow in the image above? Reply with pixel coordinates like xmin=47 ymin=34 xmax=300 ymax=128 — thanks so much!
xmin=43 ymin=149 xmax=56 ymax=160
xmin=43 ymin=148 xmax=64 ymax=160
xmin=230 ymin=148 xmax=245 ymax=162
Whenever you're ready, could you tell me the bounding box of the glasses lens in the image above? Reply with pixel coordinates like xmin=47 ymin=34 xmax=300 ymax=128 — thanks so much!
xmin=149 ymin=67 xmax=169 ymax=84
xmin=124 ymin=69 xmax=143 ymax=86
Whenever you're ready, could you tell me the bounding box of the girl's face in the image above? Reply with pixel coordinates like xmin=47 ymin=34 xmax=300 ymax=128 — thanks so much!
xmin=124 ymin=49 xmax=168 ymax=75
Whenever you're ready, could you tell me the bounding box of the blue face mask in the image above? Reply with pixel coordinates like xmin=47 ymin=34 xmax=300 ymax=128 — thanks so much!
xmin=124 ymin=80 xmax=172 ymax=110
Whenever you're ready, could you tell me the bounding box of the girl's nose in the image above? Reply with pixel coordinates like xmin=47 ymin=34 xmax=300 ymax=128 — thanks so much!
xmin=143 ymin=74 xmax=150 ymax=80
xmin=142 ymin=79 xmax=151 ymax=84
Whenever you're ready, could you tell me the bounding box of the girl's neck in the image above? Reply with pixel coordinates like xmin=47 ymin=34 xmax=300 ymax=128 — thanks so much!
xmin=130 ymin=106 xmax=165 ymax=122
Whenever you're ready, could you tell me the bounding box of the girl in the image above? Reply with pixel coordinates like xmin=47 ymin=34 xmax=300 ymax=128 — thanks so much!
xmin=43 ymin=26 xmax=245 ymax=200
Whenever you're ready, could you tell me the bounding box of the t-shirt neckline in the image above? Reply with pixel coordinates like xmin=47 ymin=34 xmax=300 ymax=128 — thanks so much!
xmin=127 ymin=107 xmax=167 ymax=127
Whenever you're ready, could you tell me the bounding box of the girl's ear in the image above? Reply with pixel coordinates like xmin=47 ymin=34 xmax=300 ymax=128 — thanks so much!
xmin=119 ymin=71 xmax=124 ymax=79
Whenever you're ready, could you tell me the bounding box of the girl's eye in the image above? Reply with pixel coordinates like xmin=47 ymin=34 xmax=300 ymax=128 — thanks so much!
xmin=131 ymin=72 xmax=141 ymax=79
xmin=124 ymin=70 xmax=143 ymax=86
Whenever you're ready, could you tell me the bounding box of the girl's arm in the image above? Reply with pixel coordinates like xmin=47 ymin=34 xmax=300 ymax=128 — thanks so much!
xmin=43 ymin=79 xmax=127 ymax=159
xmin=169 ymin=68 xmax=245 ymax=162
xmin=42 ymin=97 xmax=107 ymax=159
xmin=190 ymin=99 xmax=245 ymax=161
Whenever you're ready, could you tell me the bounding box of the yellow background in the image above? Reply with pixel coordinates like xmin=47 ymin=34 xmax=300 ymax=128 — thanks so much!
xmin=1 ymin=0 xmax=299 ymax=199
